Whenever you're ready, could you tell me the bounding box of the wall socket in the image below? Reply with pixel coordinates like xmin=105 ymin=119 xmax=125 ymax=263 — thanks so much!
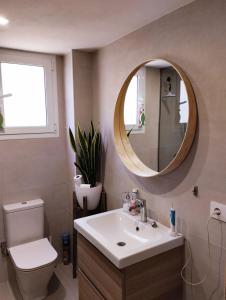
xmin=210 ymin=201 xmax=226 ymax=223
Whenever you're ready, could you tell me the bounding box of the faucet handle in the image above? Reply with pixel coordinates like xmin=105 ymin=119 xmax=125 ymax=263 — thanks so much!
xmin=136 ymin=198 xmax=146 ymax=208
xmin=151 ymin=221 xmax=158 ymax=228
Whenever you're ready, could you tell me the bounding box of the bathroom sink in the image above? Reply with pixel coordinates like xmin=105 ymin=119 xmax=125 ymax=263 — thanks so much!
xmin=74 ymin=209 xmax=183 ymax=268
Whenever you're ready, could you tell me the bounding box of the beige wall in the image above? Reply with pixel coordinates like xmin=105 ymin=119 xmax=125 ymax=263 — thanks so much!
xmin=92 ymin=0 xmax=226 ymax=299
xmin=64 ymin=51 xmax=75 ymax=193
xmin=0 ymin=54 xmax=71 ymax=282
xmin=63 ymin=50 xmax=94 ymax=256
xmin=73 ymin=51 xmax=94 ymax=131
xmin=64 ymin=50 xmax=94 ymax=188
xmin=159 ymin=67 xmax=184 ymax=171
xmin=146 ymin=67 xmax=160 ymax=170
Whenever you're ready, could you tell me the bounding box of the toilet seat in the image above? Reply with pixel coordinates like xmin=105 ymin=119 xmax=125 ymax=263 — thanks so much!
xmin=9 ymin=238 xmax=57 ymax=271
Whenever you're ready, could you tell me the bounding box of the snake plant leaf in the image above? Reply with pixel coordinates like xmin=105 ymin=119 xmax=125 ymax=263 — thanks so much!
xmin=77 ymin=126 xmax=89 ymax=164
xmin=96 ymin=133 xmax=101 ymax=176
xmin=88 ymin=132 xmax=92 ymax=149
xmin=0 ymin=112 xmax=4 ymax=129
xmin=96 ymin=133 xmax=101 ymax=163
xmin=76 ymin=153 xmax=86 ymax=172
xmin=89 ymin=135 xmax=95 ymax=186
xmin=74 ymin=161 xmax=83 ymax=174
xmin=81 ymin=126 xmax=93 ymax=182
xmin=69 ymin=128 xmax=77 ymax=153
xmin=78 ymin=147 xmax=89 ymax=180
xmin=77 ymin=125 xmax=88 ymax=153
xmin=91 ymin=121 xmax=95 ymax=139
xmin=74 ymin=162 xmax=89 ymax=183
xmin=90 ymin=132 xmax=98 ymax=187
xmin=83 ymin=131 xmax=87 ymax=140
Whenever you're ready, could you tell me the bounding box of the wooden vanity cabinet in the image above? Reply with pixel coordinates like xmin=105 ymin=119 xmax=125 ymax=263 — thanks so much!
xmin=78 ymin=270 xmax=105 ymax=300
xmin=77 ymin=233 xmax=184 ymax=300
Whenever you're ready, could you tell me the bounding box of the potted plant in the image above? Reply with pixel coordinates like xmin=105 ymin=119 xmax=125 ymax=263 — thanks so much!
xmin=69 ymin=121 xmax=102 ymax=210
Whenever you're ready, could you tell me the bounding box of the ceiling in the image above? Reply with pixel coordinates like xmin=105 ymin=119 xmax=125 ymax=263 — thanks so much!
xmin=0 ymin=0 xmax=194 ymax=54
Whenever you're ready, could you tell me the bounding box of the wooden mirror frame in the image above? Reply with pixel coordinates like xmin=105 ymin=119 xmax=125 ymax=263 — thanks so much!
xmin=114 ymin=58 xmax=197 ymax=178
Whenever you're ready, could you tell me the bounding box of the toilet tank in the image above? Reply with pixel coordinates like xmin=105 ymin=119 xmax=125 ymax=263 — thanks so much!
xmin=3 ymin=199 xmax=44 ymax=248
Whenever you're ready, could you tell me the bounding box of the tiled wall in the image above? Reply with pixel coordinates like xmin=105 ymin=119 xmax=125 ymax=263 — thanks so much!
xmin=92 ymin=0 xmax=226 ymax=299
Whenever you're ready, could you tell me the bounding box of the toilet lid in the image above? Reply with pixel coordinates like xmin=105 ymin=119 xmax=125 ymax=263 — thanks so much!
xmin=9 ymin=238 xmax=58 ymax=271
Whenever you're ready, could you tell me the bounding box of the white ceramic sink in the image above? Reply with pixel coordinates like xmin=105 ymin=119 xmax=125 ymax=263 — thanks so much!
xmin=74 ymin=209 xmax=183 ymax=269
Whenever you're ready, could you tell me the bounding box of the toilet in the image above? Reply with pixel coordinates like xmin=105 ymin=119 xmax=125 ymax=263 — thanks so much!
xmin=3 ymin=199 xmax=58 ymax=300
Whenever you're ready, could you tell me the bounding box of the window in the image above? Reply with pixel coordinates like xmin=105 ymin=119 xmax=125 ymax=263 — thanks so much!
xmin=124 ymin=74 xmax=145 ymax=134
xmin=179 ymin=80 xmax=188 ymax=124
xmin=0 ymin=49 xmax=58 ymax=139
xmin=124 ymin=76 xmax=138 ymax=127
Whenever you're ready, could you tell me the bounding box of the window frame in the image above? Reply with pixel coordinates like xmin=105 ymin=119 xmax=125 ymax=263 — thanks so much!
xmin=0 ymin=49 xmax=59 ymax=139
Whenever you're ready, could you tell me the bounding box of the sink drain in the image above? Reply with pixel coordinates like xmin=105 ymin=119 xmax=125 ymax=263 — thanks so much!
xmin=117 ymin=241 xmax=126 ymax=247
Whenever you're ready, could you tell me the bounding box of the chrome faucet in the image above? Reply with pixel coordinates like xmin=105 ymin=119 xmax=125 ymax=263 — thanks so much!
xmin=138 ymin=199 xmax=147 ymax=222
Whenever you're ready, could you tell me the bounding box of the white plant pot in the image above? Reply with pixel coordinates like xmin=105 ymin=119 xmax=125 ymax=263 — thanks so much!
xmin=75 ymin=182 xmax=102 ymax=210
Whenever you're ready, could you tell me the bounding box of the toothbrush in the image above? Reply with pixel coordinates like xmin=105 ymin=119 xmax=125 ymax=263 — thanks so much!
xmin=170 ymin=204 xmax=177 ymax=236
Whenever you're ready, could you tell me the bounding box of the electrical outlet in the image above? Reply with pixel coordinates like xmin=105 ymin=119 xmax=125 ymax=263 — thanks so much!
xmin=210 ymin=201 xmax=226 ymax=222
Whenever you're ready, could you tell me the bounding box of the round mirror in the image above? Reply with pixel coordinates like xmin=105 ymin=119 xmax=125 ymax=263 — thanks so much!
xmin=114 ymin=59 xmax=197 ymax=177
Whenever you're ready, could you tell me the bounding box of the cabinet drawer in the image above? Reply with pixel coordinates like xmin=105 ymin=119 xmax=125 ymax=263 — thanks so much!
xmin=78 ymin=269 xmax=105 ymax=300
xmin=78 ymin=233 xmax=124 ymax=300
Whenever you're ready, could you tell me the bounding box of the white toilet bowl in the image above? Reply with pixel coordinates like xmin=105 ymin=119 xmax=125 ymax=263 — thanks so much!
xmin=9 ymin=238 xmax=58 ymax=300
xmin=3 ymin=199 xmax=58 ymax=300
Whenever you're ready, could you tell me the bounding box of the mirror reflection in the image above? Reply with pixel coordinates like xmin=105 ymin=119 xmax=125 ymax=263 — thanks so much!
xmin=124 ymin=59 xmax=189 ymax=172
